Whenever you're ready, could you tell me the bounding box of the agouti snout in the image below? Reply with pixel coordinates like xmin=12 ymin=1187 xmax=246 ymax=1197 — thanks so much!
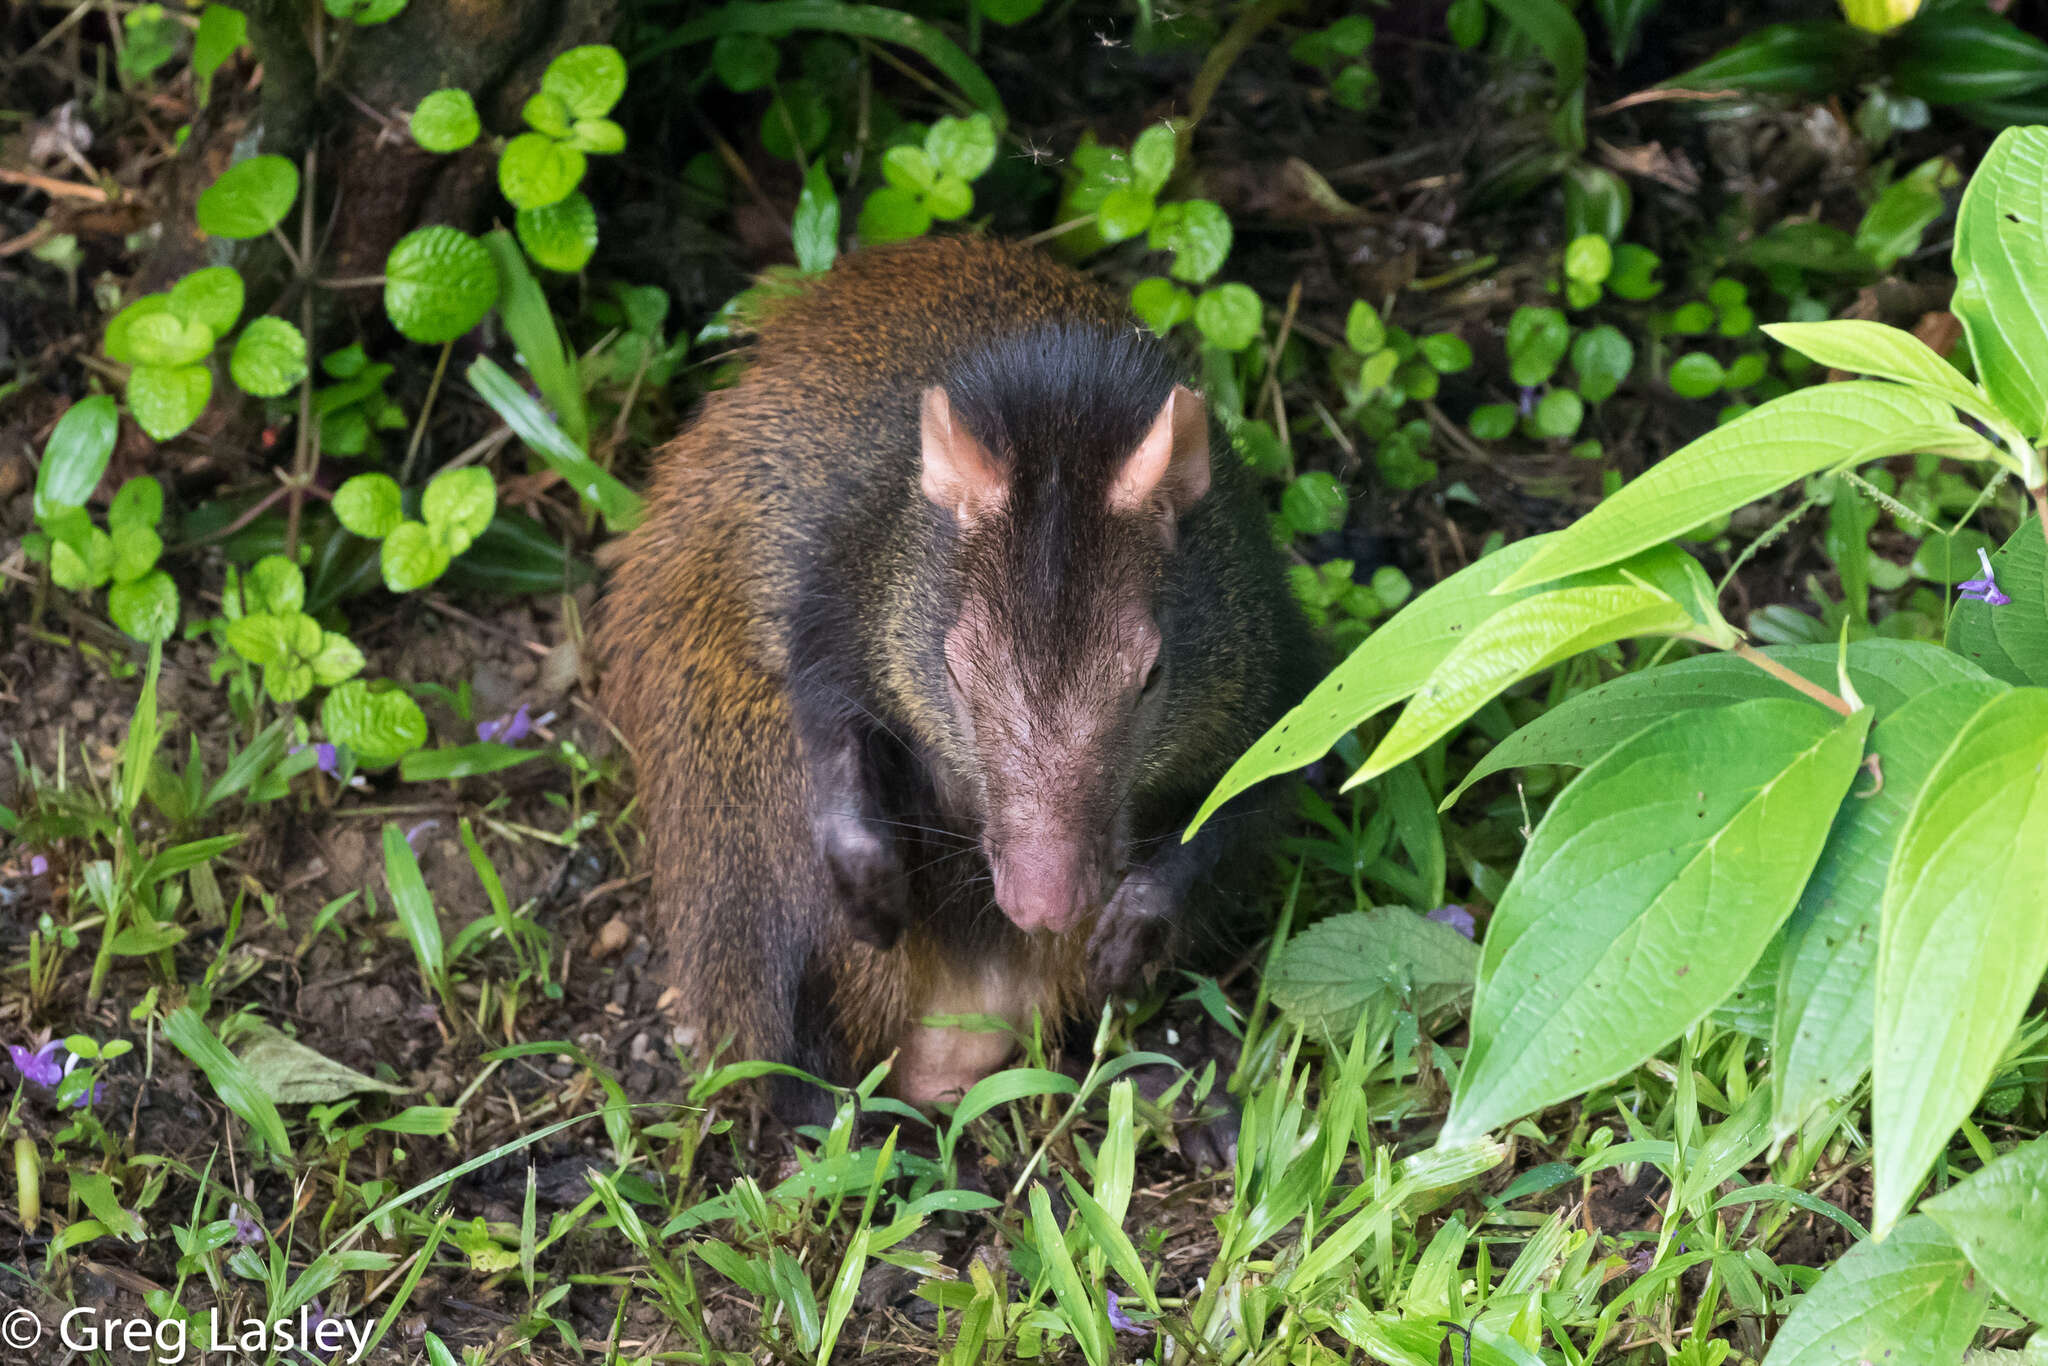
xmin=599 ymin=237 xmax=1310 ymax=1117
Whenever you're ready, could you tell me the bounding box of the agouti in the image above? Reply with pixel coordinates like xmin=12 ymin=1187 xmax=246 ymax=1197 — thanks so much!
xmin=598 ymin=237 xmax=1311 ymax=1122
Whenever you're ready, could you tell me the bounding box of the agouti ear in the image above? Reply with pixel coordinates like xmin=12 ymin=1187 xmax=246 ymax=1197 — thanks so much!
xmin=1109 ymin=385 xmax=1210 ymax=520
xmin=921 ymin=387 xmax=1008 ymax=527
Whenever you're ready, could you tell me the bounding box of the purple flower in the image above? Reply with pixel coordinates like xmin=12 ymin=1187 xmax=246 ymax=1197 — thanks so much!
xmin=1517 ymin=386 xmax=1539 ymax=417
xmin=403 ymin=819 xmax=440 ymax=850
xmin=291 ymin=743 xmax=341 ymax=777
xmin=7 ymin=1040 xmax=101 ymax=1109
xmin=228 ymin=1203 xmax=265 ymax=1245
xmin=1958 ymin=548 xmax=2010 ymax=606
xmin=28 ymin=855 xmax=48 ymax=876
xmin=1428 ymin=904 xmax=1477 ymax=939
xmin=1106 ymin=1291 xmax=1144 ymax=1336
xmin=477 ymin=703 xmax=533 ymax=744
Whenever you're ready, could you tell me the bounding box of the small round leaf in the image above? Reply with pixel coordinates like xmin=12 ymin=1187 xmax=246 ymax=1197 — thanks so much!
xmin=760 ymin=85 xmax=829 ymax=160
xmin=229 ymin=316 xmax=309 ymax=397
xmin=411 ymin=89 xmax=480 ymax=152
xmin=1668 ymin=352 xmax=1726 ymax=399
xmin=111 ymin=523 xmax=162 ymax=584
xmin=169 ymin=267 xmax=245 ymax=337
xmin=1469 ymin=403 xmax=1518 ymax=440
xmin=498 ymin=132 xmax=586 ymax=211
xmin=1420 ymin=332 xmax=1474 ymax=373
xmin=925 ymin=174 xmax=973 ymax=221
xmin=1194 ymin=284 xmax=1263 ymax=352
xmin=713 ymin=33 xmax=779 ymax=92
xmin=882 ymin=145 xmax=937 ymax=193
xmin=109 ymin=569 xmax=179 ymax=643
xmin=926 ymin=114 xmax=996 ymax=182
xmin=421 ymin=465 xmax=496 ymax=554
xmin=381 ymin=519 xmax=453 ymax=591
xmin=196 ymin=155 xmax=300 ymax=240
xmin=126 ymin=364 xmax=213 ymax=441
xmin=107 ymin=299 xmax=214 ymax=367
xmin=334 ymin=473 xmax=404 ymax=540
xmin=516 ymin=192 xmax=598 ymax=273
xmin=383 ymin=226 xmax=498 ymax=344
xmin=522 ymin=91 xmax=572 ymax=138
xmin=541 ymin=44 xmax=626 ymax=119
xmin=568 ymin=118 xmax=626 ymax=155
xmin=246 ymin=555 xmax=305 ymax=616
xmin=1345 ymin=300 xmax=1386 ymax=354
xmin=1563 ymin=233 xmax=1613 ymax=287
xmin=1131 ymin=277 xmax=1195 ymax=335
xmin=322 ymin=680 xmax=427 ymax=769
xmin=1148 ymin=199 xmax=1232 ymax=284
xmin=110 ymin=475 xmax=165 ymax=531
xmin=324 ymin=0 xmax=407 ymax=23
xmin=1096 ymin=187 xmax=1156 ymax=243
xmin=1130 ymin=124 xmax=1176 ymax=196
xmin=1571 ymin=324 xmax=1635 ymax=404
xmin=857 ymin=186 xmax=931 ymax=244
xmin=1529 ymin=388 xmax=1585 ymax=438
xmin=310 ymin=631 xmax=366 ymax=687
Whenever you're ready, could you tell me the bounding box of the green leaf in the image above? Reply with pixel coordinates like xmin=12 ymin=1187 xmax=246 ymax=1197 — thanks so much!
xmin=1280 ymin=472 xmax=1347 ymax=536
xmin=1758 ymin=1216 xmax=1986 ymax=1366
xmin=1664 ymin=20 xmax=1850 ymax=96
xmin=514 ymin=191 xmax=597 ymax=274
xmin=1529 ymin=388 xmax=1583 ymax=438
xmin=1773 ymin=678 xmax=2008 ymax=1139
xmin=107 ymin=299 xmax=214 ymax=367
xmin=761 ymin=84 xmax=830 ymax=159
xmin=712 ymin=32 xmax=780 ymax=91
xmin=109 ymin=570 xmax=178 ymax=642
xmin=1872 ymin=687 xmax=2048 ymax=1233
xmin=1345 ymin=300 xmax=1386 ymax=354
xmin=111 ymin=523 xmax=162 ymax=583
xmin=422 ymin=466 xmax=496 ymax=553
xmin=325 ymin=0 xmax=407 ymax=23
xmin=224 ymin=615 xmax=290 ymax=668
xmin=792 ymin=163 xmax=839 ymax=274
xmin=229 ymin=316 xmax=309 ymax=397
xmin=384 ymin=226 xmax=498 ymax=344
xmin=310 ymin=632 xmax=365 ymax=687
xmin=973 ymin=0 xmax=1045 ymax=22
xmin=381 ymin=821 xmax=446 ymax=985
xmin=1571 ymin=324 xmax=1633 ymax=403
xmin=1442 ymin=700 xmax=1871 ymax=1143
xmin=541 ymin=44 xmax=626 ymax=119
xmin=882 ymin=145 xmax=937 ymax=193
xmin=1946 ymin=519 xmax=2048 ymax=686
xmin=1148 ymin=199 xmax=1233 ymax=284
xmin=1268 ymin=908 xmax=1477 ymax=1036
xmin=480 ymin=228 xmax=588 ymax=450
xmin=1095 ymin=187 xmax=1156 ymax=243
xmin=858 ymin=186 xmax=930 ymax=245
xmin=334 ymin=473 xmax=404 ymax=540
xmin=1563 ymin=233 xmax=1612 ymax=285
xmin=1922 ymin=1134 xmax=2048 ymax=1322
xmin=240 ymin=1024 xmax=407 ymax=1103
xmin=1762 ymin=320 xmax=1999 ymax=430
xmin=411 ymin=89 xmax=480 ymax=152
xmin=1506 ymin=305 xmax=1570 ymax=387
xmin=323 ymin=681 xmax=428 ymax=769
xmin=34 ymin=395 xmax=119 ymax=519
xmin=1949 ymin=126 xmax=2048 ymax=441
xmin=566 ymin=118 xmax=625 ymax=155
xmin=1351 ymin=566 xmax=1704 ymax=787
xmin=195 ymin=155 xmax=300 ymax=240
xmin=50 ymin=521 xmax=113 ymax=591
xmin=924 ymin=174 xmax=973 ymax=221
xmin=497 ymin=132 xmax=586 ymax=211
xmin=242 ymin=555 xmax=303 ymax=617
xmin=1857 ymin=157 xmax=1960 ymax=273
xmin=109 ymin=474 xmax=164 ymax=532
xmin=1193 ymin=283 xmax=1262 ymax=352
xmin=1420 ymin=332 xmax=1473 ymax=374
xmin=169 ymin=267 xmax=245 ymax=337
xmin=68 ymin=1170 xmax=145 ymax=1242
xmin=1668 ymin=352 xmax=1725 ymax=399
xmin=522 ymin=91 xmax=572 ymax=138
xmin=1889 ymin=9 xmax=2048 ymax=105
xmin=1130 ymin=277 xmax=1194 ymax=335
xmin=1129 ymin=123 xmax=1177 ymax=196
xmin=192 ymin=4 xmax=247 ymax=107
xmin=382 ymin=520 xmax=453 ymax=591
xmin=927 ymin=113 xmax=996 ymax=181
xmin=1494 ymin=382 xmax=1967 ymax=593
xmin=1479 ymin=0 xmax=1585 ymax=91
xmin=465 ymin=356 xmax=642 ymax=531
xmin=400 ymin=742 xmax=540 ymax=782
xmin=126 ymin=364 xmax=212 ymax=442
xmin=164 ymin=1006 xmax=292 ymax=1156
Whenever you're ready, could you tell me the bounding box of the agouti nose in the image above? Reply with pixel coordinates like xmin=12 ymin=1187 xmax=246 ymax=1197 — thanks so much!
xmin=990 ymin=840 xmax=1096 ymax=934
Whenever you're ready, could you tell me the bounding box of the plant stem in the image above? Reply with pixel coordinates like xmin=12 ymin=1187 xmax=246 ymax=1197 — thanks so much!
xmin=1731 ymin=642 xmax=1855 ymax=717
xmin=1181 ymin=0 xmax=1298 ymax=159
xmin=2032 ymin=483 xmax=2048 ymax=553
xmin=284 ymin=145 xmax=319 ymax=561
xmin=400 ymin=341 xmax=452 ymax=484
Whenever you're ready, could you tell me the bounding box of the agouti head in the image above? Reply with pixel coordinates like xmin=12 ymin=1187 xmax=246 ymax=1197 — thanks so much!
xmin=913 ymin=322 xmax=1212 ymax=935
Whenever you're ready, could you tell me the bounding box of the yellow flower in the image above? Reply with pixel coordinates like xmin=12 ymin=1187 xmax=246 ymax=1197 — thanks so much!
xmin=1840 ymin=0 xmax=1920 ymax=34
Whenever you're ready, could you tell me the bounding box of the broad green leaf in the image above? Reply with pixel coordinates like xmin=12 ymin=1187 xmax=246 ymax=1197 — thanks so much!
xmin=1950 ymin=126 xmax=2048 ymax=441
xmin=195 ymin=155 xmax=300 ymax=240
xmin=382 ymin=520 xmax=452 ymax=591
xmin=1095 ymin=187 xmax=1155 ymax=243
xmin=1444 ymin=640 xmax=1993 ymax=808
xmin=34 ymin=395 xmax=118 ymax=519
xmin=1947 ymin=518 xmax=2048 ymax=687
xmin=792 ymin=164 xmax=838 ymax=275
xmin=50 ymin=521 xmax=113 ymax=591
xmin=541 ymin=44 xmax=626 ymax=119
xmin=1148 ymin=199 xmax=1232 ymax=284
xmin=1351 ymin=572 xmax=1702 ymax=787
xmin=924 ymin=174 xmax=972 ymax=221
xmin=711 ymin=32 xmax=779 ymax=91
xmin=567 ymin=118 xmax=625 ymax=155
xmin=1268 ymin=908 xmax=1477 ymax=1036
xmin=110 ymin=523 xmax=161 ymax=583
xmin=515 ymin=191 xmax=597 ymax=273
xmin=126 ymin=363 xmax=212 ymax=441
xmin=229 ymin=316 xmax=308 ymax=397
xmin=169 ymin=267 xmax=245 ymax=337
xmin=927 ymin=113 xmax=996 ymax=181
xmin=238 ymin=1024 xmax=406 ymax=1103
xmin=497 ymin=133 xmax=586 ymax=211
xmin=1129 ymin=123 xmax=1176 ymax=195
xmin=192 ymin=3 xmax=246 ymax=106
xmin=466 ymin=356 xmax=642 ymax=531
xmin=422 ymin=466 xmax=496 ymax=552
xmin=384 ymin=226 xmax=498 ymax=344
xmin=68 ymin=1171 xmax=145 ymax=1242
xmin=1922 ymin=1134 xmax=2048 ymax=1322
xmin=1130 ymin=277 xmax=1194 ymax=335
xmin=399 ymin=742 xmax=539 ymax=782
xmin=1479 ymin=0 xmax=1585 ymax=90
xmin=310 ymin=632 xmax=365 ymax=687
xmin=1873 ymin=687 xmax=2048 ymax=1233
xmin=857 ymin=185 xmax=930 ymax=243
xmin=1189 ymin=535 xmax=1559 ymax=836
xmin=225 ymin=615 xmax=292 ymax=668
xmin=109 ymin=475 xmax=163 ymax=531
xmin=107 ymin=300 xmax=214 ymax=367
xmin=1663 ymin=20 xmax=1849 ymax=95
xmin=164 ymin=1006 xmax=292 ymax=1156
xmin=882 ymin=145 xmax=937 ymax=193
xmin=410 ymin=89 xmax=480 ymax=152
xmin=334 ymin=473 xmax=404 ymax=539
xmin=109 ymin=570 xmax=178 ymax=642
xmin=1495 ymin=382 xmax=1968 ymax=592
xmin=1506 ymin=305 xmax=1570 ymax=386
xmin=1193 ymin=283 xmax=1262 ymax=351
xmin=522 ymin=91 xmax=572 ymax=137
xmin=1442 ymin=700 xmax=1870 ymax=1143
xmin=1889 ymin=9 xmax=2048 ymax=105
xmin=246 ymin=554 xmax=304 ymax=615
xmin=1758 ymin=1216 xmax=1986 ymax=1366
xmin=1028 ymin=1186 xmax=1108 ymax=1366
xmin=1574 ymin=326 xmax=1635 ymax=403
xmin=323 ymin=681 xmax=428 ymax=769
xmin=1762 ymin=320 xmax=2002 ymax=430
xmin=1773 ymin=679 xmax=2008 ymax=1139
xmin=1856 ymin=156 xmax=1960 ymax=272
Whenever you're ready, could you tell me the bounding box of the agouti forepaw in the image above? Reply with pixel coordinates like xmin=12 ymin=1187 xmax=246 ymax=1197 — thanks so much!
xmin=817 ymin=810 xmax=911 ymax=947
xmin=1087 ymin=872 xmax=1176 ymax=991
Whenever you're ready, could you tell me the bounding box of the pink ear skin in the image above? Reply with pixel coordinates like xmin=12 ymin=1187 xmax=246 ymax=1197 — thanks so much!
xmin=920 ymin=387 xmax=1008 ymax=526
xmin=1109 ymin=384 xmax=1212 ymax=520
